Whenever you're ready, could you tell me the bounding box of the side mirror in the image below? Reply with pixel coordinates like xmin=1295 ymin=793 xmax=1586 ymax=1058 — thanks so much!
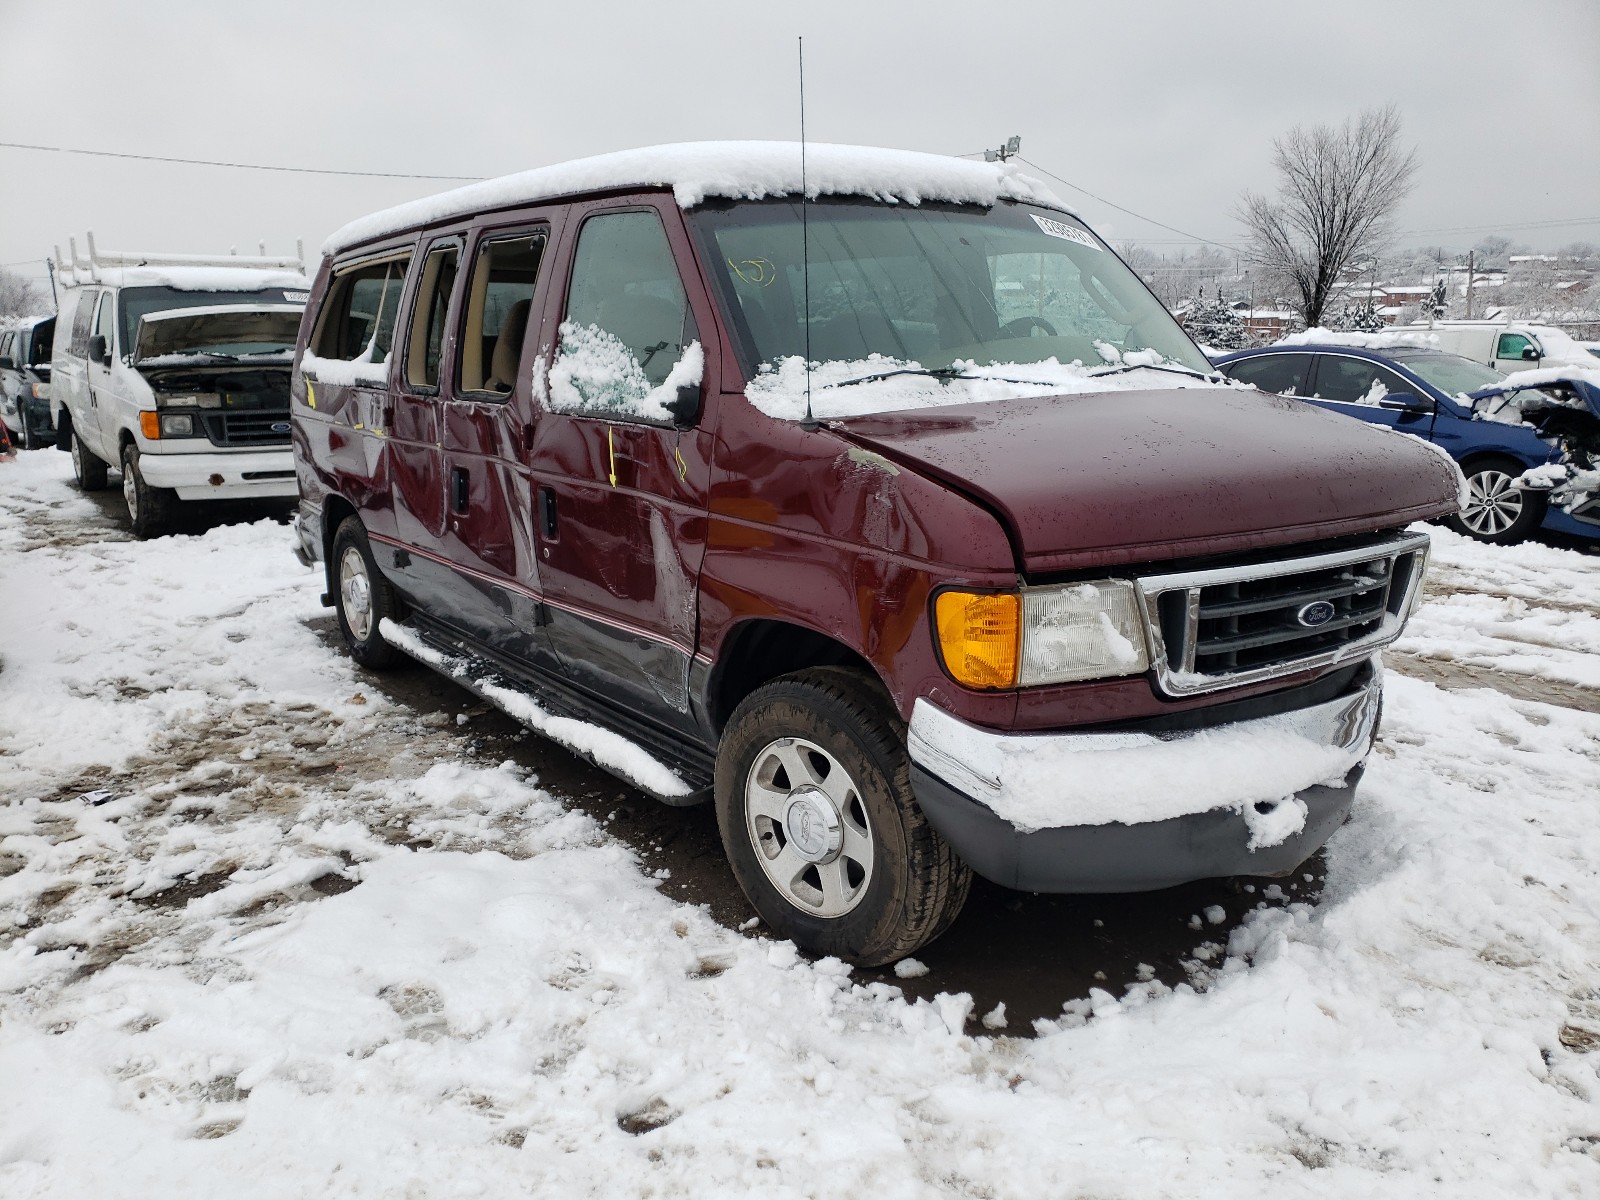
xmin=87 ymin=335 xmax=110 ymax=365
xmin=1521 ymin=346 xmax=1540 ymax=361
xmin=1378 ymin=391 xmax=1434 ymax=414
xmin=0 ymin=356 xmax=13 ymax=371
xmin=663 ymin=382 xmax=701 ymax=429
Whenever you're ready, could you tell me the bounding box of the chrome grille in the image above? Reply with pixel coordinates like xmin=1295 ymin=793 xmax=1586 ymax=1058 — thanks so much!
xmin=200 ymin=410 xmax=291 ymax=447
xmin=1135 ymin=532 xmax=1430 ymax=696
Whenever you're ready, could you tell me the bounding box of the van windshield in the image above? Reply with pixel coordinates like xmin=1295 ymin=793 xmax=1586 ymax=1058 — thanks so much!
xmin=691 ymin=198 xmax=1216 ymax=419
xmin=118 ymin=287 xmax=303 ymax=356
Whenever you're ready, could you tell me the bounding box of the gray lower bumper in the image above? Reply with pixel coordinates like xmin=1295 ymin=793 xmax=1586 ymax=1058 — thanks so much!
xmin=907 ymin=669 xmax=1381 ymax=893
xmin=911 ymin=761 xmax=1360 ymax=892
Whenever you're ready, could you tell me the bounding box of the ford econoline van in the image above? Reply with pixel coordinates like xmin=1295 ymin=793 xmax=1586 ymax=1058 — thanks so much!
xmin=292 ymin=143 xmax=1458 ymax=964
xmin=52 ymin=236 xmax=310 ymax=537
xmin=1396 ymin=319 xmax=1597 ymax=374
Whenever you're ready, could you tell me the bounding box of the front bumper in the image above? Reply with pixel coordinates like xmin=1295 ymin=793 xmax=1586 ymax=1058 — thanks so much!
xmin=907 ymin=667 xmax=1382 ymax=893
xmin=136 ymin=446 xmax=297 ymax=500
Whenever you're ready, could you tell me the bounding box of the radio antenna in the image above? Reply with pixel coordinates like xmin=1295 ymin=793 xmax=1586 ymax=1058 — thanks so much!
xmin=798 ymin=36 xmax=817 ymax=429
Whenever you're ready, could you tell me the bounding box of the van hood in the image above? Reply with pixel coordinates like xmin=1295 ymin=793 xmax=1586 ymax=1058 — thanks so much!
xmin=831 ymin=387 xmax=1461 ymax=573
xmin=134 ymin=304 xmax=303 ymax=364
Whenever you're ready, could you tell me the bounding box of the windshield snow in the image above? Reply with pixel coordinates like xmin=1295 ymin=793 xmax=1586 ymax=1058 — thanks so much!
xmin=692 ymin=198 xmax=1213 ymax=419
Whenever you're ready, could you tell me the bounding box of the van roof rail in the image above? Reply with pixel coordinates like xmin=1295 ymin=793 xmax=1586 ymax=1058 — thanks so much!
xmin=53 ymin=231 xmax=305 ymax=287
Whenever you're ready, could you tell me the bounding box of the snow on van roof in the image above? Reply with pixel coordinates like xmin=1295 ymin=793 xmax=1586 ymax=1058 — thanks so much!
xmin=322 ymin=141 xmax=1071 ymax=256
xmin=60 ymin=265 xmax=310 ymax=291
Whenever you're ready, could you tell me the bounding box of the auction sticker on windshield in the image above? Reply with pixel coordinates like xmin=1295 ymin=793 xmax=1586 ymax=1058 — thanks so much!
xmin=1031 ymin=214 xmax=1101 ymax=250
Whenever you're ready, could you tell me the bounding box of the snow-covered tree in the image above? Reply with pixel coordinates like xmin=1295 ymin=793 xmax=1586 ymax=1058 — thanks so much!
xmin=1330 ymin=299 xmax=1386 ymax=333
xmin=1184 ymin=289 xmax=1249 ymax=350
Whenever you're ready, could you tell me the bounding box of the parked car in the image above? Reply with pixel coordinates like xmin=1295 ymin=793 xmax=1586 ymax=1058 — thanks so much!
xmin=293 ymin=142 xmax=1457 ymax=965
xmin=50 ymin=236 xmax=310 ymax=537
xmin=1391 ymin=320 xmax=1596 ymax=373
xmin=1214 ymin=342 xmax=1597 ymax=545
xmin=0 ymin=314 xmax=56 ymax=449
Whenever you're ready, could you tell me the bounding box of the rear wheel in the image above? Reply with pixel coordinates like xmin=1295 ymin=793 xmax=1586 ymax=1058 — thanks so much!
xmin=332 ymin=516 xmax=403 ymax=669
xmin=121 ymin=444 xmax=179 ymax=539
xmin=715 ymin=667 xmax=971 ymax=967
xmin=1446 ymin=456 xmax=1545 ymax=544
xmin=71 ymin=430 xmax=109 ymax=490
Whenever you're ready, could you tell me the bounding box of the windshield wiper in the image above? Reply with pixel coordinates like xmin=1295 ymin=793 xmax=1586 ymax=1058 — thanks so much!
xmin=826 ymin=366 xmax=1048 ymax=389
xmin=1085 ymin=362 xmax=1217 ymax=381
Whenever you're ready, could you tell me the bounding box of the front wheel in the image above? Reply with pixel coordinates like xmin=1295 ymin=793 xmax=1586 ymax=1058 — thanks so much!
xmin=1446 ymin=456 xmax=1546 ymax=544
xmin=71 ymin=430 xmax=109 ymax=490
xmin=715 ymin=667 xmax=971 ymax=967
xmin=331 ymin=516 xmax=403 ymax=669
xmin=122 ymin=444 xmax=179 ymax=539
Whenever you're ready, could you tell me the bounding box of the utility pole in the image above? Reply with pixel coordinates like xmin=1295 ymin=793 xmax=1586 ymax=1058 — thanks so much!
xmin=1464 ymin=250 xmax=1475 ymax=320
xmin=984 ymin=135 xmax=1021 ymax=163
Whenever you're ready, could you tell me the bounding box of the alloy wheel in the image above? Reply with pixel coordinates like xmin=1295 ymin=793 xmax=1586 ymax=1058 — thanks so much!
xmin=744 ymin=736 xmax=874 ymax=918
xmin=1460 ymin=469 xmax=1523 ymax=536
xmin=339 ymin=547 xmax=375 ymax=642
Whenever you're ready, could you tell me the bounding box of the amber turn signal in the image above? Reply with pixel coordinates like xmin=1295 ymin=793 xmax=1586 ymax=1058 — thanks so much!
xmin=138 ymin=411 xmax=161 ymax=439
xmin=934 ymin=591 xmax=1021 ymax=690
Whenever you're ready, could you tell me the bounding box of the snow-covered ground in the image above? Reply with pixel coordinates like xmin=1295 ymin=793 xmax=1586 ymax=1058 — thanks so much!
xmin=2 ymin=449 xmax=1598 ymax=1198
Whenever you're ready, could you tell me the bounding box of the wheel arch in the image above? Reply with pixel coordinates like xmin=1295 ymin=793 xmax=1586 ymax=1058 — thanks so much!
xmin=703 ymin=618 xmax=886 ymax=738
xmin=321 ymin=494 xmax=361 ymax=595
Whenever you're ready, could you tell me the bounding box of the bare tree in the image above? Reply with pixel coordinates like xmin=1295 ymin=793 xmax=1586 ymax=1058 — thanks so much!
xmin=1238 ymin=105 xmax=1418 ymax=329
xmin=0 ymin=267 xmax=52 ymax=321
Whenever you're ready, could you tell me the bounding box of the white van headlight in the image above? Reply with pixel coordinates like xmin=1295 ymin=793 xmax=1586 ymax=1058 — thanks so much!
xmin=160 ymin=413 xmax=195 ymax=437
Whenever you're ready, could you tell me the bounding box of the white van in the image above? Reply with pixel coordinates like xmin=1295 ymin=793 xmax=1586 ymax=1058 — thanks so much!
xmin=1397 ymin=320 xmax=1596 ymax=374
xmin=51 ymin=234 xmax=310 ymax=537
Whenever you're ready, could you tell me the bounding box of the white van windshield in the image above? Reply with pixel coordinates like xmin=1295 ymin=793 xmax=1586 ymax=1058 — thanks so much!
xmin=692 ymin=198 xmax=1217 ymax=419
xmin=118 ymin=286 xmax=303 ymax=356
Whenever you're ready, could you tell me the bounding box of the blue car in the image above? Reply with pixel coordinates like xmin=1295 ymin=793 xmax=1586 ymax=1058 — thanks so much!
xmin=1214 ymin=343 xmax=1598 ymax=545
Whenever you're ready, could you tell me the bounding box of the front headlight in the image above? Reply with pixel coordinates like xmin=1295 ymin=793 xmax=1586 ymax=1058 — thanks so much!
xmin=934 ymin=580 xmax=1150 ymax=689
xmin=30 ymin=382 xmax=50 ymax=400
xmin=159 ymin=413 xmax=195 ymax=437
xmin=1019 ymin=580 xmax=1149 ymax=685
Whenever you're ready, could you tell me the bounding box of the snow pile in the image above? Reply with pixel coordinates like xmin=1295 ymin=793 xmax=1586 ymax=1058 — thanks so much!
xmin=2 ymin=453 xmax=1599 ymax=1197
xmin=908 ymin=697 xmax=1362 ymax=834
xmin=547 ymin=327 xmax=703 ymax=422
xmin=746 ymin=353 xmax=1221 ymax=421
xmin=379 ymin=620 xmax=691 ymax=799
xmin=1277 ymin=327 xmax=1439 ymax=350
xmin=301 ymin=348 xmax=388 ymax=388
xmin=323 ymin=142 xmax=1069 ymax=255
xmin=1492 ymin=362 xmax=1600 ymax=396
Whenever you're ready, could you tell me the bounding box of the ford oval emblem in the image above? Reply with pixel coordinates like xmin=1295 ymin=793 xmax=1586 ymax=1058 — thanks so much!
xmin=1297 ymin=600 xmax=1336 ymax=628
xmin=271 ymin=421 xmax=291 ymax=434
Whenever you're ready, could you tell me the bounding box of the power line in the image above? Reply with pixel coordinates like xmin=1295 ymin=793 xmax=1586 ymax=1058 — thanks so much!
xmin=1015 ymin=155 xmax=1237 ymax=251
xmin=0 ymin=140 xmax=481 ymax=182
xmin=1395 ymin=216 xmax=1600 ymax=237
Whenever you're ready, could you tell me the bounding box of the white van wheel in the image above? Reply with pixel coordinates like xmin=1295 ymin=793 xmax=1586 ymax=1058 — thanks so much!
xmin=71 ymin=431 xmax=109 ymax=490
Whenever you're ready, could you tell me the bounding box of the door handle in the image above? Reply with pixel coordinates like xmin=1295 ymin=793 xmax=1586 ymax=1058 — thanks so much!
xmin=452 ymin=467 xmax=469 ymax=513
xmin=537 ymin=486 xmax=558 ymax=540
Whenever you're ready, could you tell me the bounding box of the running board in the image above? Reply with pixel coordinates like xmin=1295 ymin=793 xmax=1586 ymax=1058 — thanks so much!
xmin=379 ymin=618 xmax=713 ymax=806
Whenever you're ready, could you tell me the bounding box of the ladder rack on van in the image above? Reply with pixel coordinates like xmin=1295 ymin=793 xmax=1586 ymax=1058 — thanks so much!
xmin=53 ymin=231 xmax=304 ymax=287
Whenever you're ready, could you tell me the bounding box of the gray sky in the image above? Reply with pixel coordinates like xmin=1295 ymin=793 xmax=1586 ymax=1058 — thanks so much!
xmin=3 ymin=0 xmax=1597 ymax=291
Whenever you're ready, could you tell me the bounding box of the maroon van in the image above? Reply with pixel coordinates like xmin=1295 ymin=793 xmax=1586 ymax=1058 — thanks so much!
xmin=292 ymin=143 xmax=1458 ymax=965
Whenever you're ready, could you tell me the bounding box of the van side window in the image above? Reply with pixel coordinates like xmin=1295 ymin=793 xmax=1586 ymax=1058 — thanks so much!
xmin=549 ymin=211 xmax=696 ymax=420
xmin=69 ymin=290 xmax=98 ymax=357
xmin=458 ymin=231 xmax=547 ymax=395
xmin=93 ymin=293 xmax=116 ymax=353
xmin=1496 ymin=333 xmax=1535 ymax=362
xmin=311 ymin=255 xmax=412 ymax=363
xmin=404 ymin=244 xmax=459 ymax=390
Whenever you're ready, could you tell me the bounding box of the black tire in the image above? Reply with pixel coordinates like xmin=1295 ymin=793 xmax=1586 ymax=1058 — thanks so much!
xmin=71 ymin=429 xmax=109 ymax=490
xmin=331 ymin=516 xmax=404 ymax=669
xmin=121 ymin=444 xmax=180 ymax=538
xmin=1445 ymin=455 xmax=1546 ymax=545
xmin=17 ymin=420 xmax=35 ymax=451
xmin=715 ymin=666 xmax=971 ymax=967
xmin=55 ymin=411 xmax=73 ymax=453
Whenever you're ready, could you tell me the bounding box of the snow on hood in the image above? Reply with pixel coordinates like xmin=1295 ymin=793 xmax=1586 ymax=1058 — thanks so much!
xmin=133 ymin=304 xmax=304 ymax=363
xmin=322 ymin=141 xmax=1069 ymax=256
